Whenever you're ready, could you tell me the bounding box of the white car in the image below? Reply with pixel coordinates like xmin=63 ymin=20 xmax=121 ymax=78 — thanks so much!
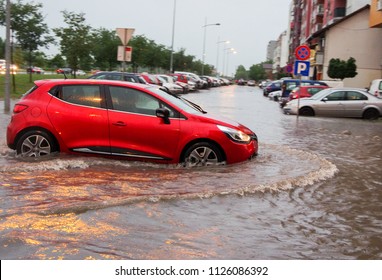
xmin=368 ymin=79 xmax=382 ymax=98
xmin=156 ymin=75 xmax=184 ymax=95
xmin=268 ymin=90 xmax=281 ymax=101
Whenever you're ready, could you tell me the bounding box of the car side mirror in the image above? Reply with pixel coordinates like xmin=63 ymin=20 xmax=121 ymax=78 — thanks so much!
xmin=156 ymin=108 xmax=170 ymax=124
xmin=322 ymin=97 xmax=328 ymax=102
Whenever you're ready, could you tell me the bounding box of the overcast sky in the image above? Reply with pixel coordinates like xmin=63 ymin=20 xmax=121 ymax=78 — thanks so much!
xmin=20 ymin=0 xmax=291 ymax=75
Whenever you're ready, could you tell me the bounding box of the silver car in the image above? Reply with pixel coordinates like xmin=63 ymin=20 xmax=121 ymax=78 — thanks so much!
xmin=283 ymin=88 xmax=382 ymax=119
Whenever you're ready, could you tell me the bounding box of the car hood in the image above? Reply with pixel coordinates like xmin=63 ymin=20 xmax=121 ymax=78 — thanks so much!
xmin=190 ymin=112 xmax=254 ymax=134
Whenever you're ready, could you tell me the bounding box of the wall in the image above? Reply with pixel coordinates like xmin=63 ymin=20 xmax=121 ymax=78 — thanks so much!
xmin=323 ymin=7 xmax=382 ymax=87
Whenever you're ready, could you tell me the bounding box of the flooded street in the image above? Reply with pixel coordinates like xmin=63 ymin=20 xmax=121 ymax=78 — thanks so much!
xmin=1 ymin=85 xmax=381 ymax=259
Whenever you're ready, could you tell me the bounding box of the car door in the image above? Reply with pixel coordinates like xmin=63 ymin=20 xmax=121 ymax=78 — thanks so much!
xmin=315 ymin=90 xmax=346 ymax=117
xmin=343 ymin=91 xmax=368 ymax=117
xmin=47 ymin=84 xmax=110 ymax=154
xmin=106 ymin=85 xmax=181 ymax=161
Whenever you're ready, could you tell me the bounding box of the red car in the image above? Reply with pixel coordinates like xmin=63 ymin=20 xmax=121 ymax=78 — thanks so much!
xmin=288 ymin=85 xmax=329 ymax=101
xmin=7 ymin=79 xmax=258 ymax=166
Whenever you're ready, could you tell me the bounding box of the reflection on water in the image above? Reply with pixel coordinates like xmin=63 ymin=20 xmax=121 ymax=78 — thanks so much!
xmin=0 ymin=87 xmax=382 ymax=259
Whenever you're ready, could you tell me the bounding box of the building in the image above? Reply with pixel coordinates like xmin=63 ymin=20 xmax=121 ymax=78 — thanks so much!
xmin=308 ymin=5 xmax=382 ymax=87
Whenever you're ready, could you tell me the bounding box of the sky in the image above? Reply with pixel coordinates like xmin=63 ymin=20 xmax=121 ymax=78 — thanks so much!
xmin=7 ymin=0 xmax=291 ymax=75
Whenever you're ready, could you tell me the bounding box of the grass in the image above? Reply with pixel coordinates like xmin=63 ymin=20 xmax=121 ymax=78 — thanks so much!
xmin=0 ymin=73 xmax=85 ymax=99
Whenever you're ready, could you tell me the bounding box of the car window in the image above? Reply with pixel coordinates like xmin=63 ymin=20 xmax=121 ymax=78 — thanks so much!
xmin=109 ymin=86 xmax=177 ymax=117
xmin=346 ymin=91 xmax=368 ymax=101
xmin=60 ymin=85 xmax=102 ymax=108
xmin=123 ymin=75 xmax=138 ymax=83
xmin=308 ymin=88 xmax=324 ymax=95
xmin=325 ymin=91 xmax=346 ymax=101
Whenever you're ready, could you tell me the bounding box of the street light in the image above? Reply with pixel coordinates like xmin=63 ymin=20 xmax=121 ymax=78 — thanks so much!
xmin=170 ymin=0 xmax=176 ymax=73
xmin=216 ymin=38 xmax=230 ymax=76
xmin=202 ymin=18 xmax=220 ymax=75
xmin=226 ymin=48 xmax=237 ymax=77
xmin=222 ymin=47 xmax=235 ymax=77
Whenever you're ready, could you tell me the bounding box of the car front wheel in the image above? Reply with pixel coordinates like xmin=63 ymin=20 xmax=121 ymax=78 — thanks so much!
xmin=299 ymin=107 xmax=315 ymax=116
xmin=16 ymin=130 xmax=57 ymax=157
xmin=182 ymin=142 xmax=224 ymax=167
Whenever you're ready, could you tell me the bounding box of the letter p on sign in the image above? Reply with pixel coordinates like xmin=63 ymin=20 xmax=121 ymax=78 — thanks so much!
xmin=294 ymin=60 xmax=310 ymax=77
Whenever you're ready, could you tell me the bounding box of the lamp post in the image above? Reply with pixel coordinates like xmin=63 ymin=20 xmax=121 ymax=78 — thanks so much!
xmin=201 ymin=18 xmax=220 ymax=75
xmin=170 ymin=0 xmax=176 ymax=73
xmin=226 ymin=48 xmax=237 ymax=77
xmin=216 ymin=38 xmax=229 ymax=76
xmin=222 ymin=47 xmax=235 ymax=77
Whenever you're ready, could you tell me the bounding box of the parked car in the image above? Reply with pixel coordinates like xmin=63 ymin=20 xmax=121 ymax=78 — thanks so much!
xmin=237 ymin=79 xmax=246 ymax=85
xmin=156 ymin=75 xmax=184 ymax=95
xmin=7 ymin=79 xmax=258 ymax=166
xmin=368 ymin=79 xmax=382 ymax=98
xmin=56 ymin=68 xmax=72 ymax=75
xmin=175 ymin=71 xmax=206 ymax=89
xmin=268 ymin=90 xmax=281 ymax=101
xmin=26 ymin=66 xmax=44 ymax=74
xmin=263 ymin=80 xmax=282 ymax=96
xmin=0 ymin=59 xmax=18 ymax=74
xmin=288 ymin=85 xmax=329 ymax=101
xmin=170 ymin=73 xmax=197 ymax=91
xmin=279 ymin=79 xmax=328 ymax=106
xmin=74 ymin=70 xmax=87 ymax=76
xmin=88 ymin=71 xmax=143 ymax=84
xmin=283 ymin=88 xmax=382 ymax=119
xmin=247 ymin=80 xmax=256 ymax=86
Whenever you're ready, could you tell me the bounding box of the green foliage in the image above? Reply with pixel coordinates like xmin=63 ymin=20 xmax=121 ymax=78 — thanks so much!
xmin=235 ymin=65 xmax=248 ymax=80
xmin=327 ymin=57 xmax=358 ymax=80
xmin=53 ymin=11 xmax=93 ymax=73
xmin=248 ymin=64 xmax=266 ymax=81
xmin=91 ymin=28 xmax=120 ymax=71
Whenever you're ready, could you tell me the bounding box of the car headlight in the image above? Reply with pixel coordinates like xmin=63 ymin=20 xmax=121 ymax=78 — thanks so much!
xmin=217 ymin=125 xmax=251 ymax=143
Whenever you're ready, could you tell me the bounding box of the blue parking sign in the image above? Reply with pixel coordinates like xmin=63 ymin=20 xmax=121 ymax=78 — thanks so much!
xmin=294 ymin=60 xmax=310 ymax=76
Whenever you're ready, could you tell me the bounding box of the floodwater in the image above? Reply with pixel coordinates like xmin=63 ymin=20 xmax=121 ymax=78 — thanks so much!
xmin=0 ymin=85 xmax=381 ymax=260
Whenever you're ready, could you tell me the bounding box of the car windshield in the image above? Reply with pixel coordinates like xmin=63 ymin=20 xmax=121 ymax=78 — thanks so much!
xmin=147 ymin=86 xmax=206 ymax=114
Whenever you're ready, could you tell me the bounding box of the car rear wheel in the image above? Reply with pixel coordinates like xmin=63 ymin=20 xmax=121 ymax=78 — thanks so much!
xmin=299 ymin=107 xmax=315 ymax=116
xmin=363 ymin=108 xmax=380 ymax=120
xmin=182 ymin=142 xmax=224 ymax=167
xmin=16 ymin=130 xmax=57 ymax=157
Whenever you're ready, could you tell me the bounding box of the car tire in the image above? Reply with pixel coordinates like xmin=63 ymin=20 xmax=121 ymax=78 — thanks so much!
xmin=363 ymin=108 xmax=380 ymax=120
xmin=182 ymin=142 xmax=224 ymax=167
xmin=299 ymin=107 xmax=315 ymax=116
xmin=16 ymin=130 xmax=57 ymax=158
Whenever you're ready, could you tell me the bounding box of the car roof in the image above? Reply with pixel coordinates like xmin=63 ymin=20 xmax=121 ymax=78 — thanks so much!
xmin=34 ymin=79 xmax=152 ymax=90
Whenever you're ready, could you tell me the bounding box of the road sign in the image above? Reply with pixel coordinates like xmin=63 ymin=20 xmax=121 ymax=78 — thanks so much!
xmin=294 ymin=60 xmax=310 ymax=76
xmin=295 ymin=45 xmax=311 ymax=61
xmin=116 ymin=28 xmax=135 ymax=46
xmin=117 ymin=46 xmax=133 ymax=62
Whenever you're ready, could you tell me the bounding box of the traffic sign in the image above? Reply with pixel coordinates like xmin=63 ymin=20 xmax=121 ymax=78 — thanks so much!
xmin=117 ymin=46 xmax=133 ymax=62
xmin=295 ymin=45 xmax=311 ymax=61
xmin=294 ymin=60 xmax=310 ymax=76
xmin=116 ymin=28 xmax=135 ymax=46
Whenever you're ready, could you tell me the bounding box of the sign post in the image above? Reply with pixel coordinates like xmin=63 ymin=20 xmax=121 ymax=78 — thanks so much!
xmin=116 ymin=28 xmax=135 ymax=71
xmin=294 ymin=45 xmax=311 ymax=118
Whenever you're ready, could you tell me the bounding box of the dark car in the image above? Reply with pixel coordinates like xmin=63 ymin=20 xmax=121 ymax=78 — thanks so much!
xmin=88 ymin=71 xmax=145 ymax=84
xmin=263 ymin=80 xmax=282 ymax=96
xmin=6 ymin=79 xmax=258 ymax=166
xmin=26 ymin=66 xmax=44 ymax=74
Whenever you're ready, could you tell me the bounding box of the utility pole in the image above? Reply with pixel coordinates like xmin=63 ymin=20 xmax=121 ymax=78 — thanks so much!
xmin=4 ymin=0 xmax=11 ymax=112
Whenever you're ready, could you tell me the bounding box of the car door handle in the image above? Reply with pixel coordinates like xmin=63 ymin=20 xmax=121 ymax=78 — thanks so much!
xmin=112 ymin=121 xmax=127 ymax=126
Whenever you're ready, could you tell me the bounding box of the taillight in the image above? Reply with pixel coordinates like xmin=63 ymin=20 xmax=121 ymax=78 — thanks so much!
xmin=13 ymin=104 xmax=28 ymax=113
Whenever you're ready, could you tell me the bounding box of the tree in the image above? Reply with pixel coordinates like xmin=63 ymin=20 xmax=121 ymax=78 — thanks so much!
xmin=327 ymin=57 xmax=358 ymax=80
xmin=248 ymin=63 xmax=266 ymax=81
xmin=235 ymin=65 xmax=248 ymax=79
xmin=91 ymin=28 xmax=120 ymax=71
xmin=53 ymin=11 xmax=92 ymax=76
xmin=0 ymin=0 xmax=53 ymax=81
